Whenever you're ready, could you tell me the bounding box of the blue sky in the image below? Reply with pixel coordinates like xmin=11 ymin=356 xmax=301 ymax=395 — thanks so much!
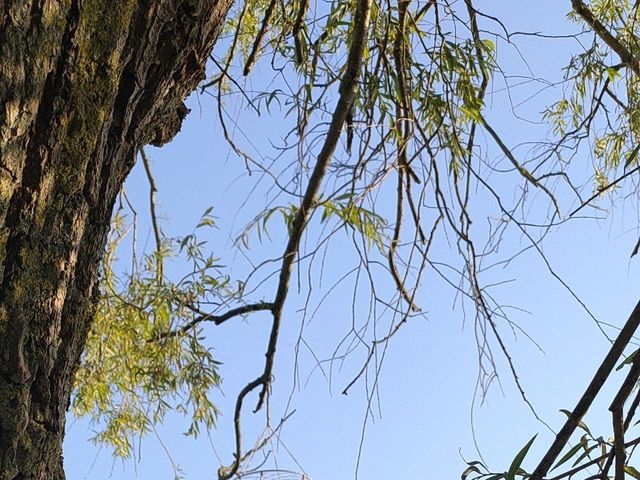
xmin=63 ymin=1 xmax=640 ymax=479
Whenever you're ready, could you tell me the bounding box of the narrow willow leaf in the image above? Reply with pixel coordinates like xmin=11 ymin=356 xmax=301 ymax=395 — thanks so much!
xmin=551 ymin=436 xmax=587 ymax=472
xmin=559 ymin=409 xmax=591 ymax=436
xmin=461 ymin=465 xmax=481 ymax=480
xmin=506 ymin=435 xmax=537 ymax=480
xmin=616 ymin=348 xmax=639 ymax=371
xmin=626 ymin=466 xmax=640 ymax=479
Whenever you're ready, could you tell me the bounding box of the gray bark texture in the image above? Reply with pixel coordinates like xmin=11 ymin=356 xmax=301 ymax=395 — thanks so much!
xmin=0 ymin=1 xmax=231 ymax=478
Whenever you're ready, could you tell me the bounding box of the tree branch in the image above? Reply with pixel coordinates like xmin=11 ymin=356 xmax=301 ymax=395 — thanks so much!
xmin=609 ymin=354 xmax=640 ymax=480
xmin=154 ymin=302 xmax=275 ymax=340
xmin=140 ymin=148 xmax=163 ymax=282
xmin=544 ymin=436 xmax=640 ymax=480
xmin=571 ymin=0 xmax=640 ymax=76
xmin=218 ymin=0 xmax=373 ymax=475
xmin=530 ymin=299 xmax=640 ymax=480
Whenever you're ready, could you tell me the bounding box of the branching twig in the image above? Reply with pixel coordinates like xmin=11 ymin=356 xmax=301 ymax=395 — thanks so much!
xmin=218 ymin=0 xmax=373 ymax=475
xmin=155 ymin=302 xmax=275 ymax=340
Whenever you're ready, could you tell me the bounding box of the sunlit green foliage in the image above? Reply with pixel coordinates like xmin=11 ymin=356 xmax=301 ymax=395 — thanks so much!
xmin=73 ymin=208 xmax=236 ymax=457
xmin=546 ymin=0 xmax=640 ymax=192
xmin=70 ymin=0 xmax=640 ymax=476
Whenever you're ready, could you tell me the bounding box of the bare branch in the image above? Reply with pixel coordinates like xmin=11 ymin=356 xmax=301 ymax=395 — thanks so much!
xmin=154 ymin=302 xmax=275 ymax=340
xmin=218 ymin=0 xmax=373 ymax=474
xmin=140 ymin=148 xmax=163 ymax=282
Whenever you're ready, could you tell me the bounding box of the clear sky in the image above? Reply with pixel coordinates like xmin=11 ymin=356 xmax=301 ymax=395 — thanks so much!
xmin=63 ymin=1 xmax=640 ymax=479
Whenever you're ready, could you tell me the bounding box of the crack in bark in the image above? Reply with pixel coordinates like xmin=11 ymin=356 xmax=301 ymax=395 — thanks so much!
xmin=0 ymin=1 xmax=234 ymax=477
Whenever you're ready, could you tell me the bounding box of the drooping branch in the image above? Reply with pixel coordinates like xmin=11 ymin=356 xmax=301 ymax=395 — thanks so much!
xmin=217 ymin=0 xmax=373 ymax=475
xmin=387 ymin=0 xmax=421 ymax=313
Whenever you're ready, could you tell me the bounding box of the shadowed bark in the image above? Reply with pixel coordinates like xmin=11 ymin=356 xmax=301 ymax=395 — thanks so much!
xmin=0 ymin=1 xmax=231 ymax=478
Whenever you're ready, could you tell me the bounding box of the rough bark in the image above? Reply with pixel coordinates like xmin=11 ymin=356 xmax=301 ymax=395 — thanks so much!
xmin=0 ymin=1 xmax=232 ymax=478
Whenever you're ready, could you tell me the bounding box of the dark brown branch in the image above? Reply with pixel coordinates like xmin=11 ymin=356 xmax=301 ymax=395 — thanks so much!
xmin=218 ymin=377 xmax=265 ymax=480
xmin=530 ymin=300 xmax=640 ymax=480
xmin=624 ymin=384 xmax=640 ymax=431
xmin=569 ymin=156 xmax=640 ymax=218
xmin=243 ymin=0 xmax=278 ymax=76
xmin=610 ymin=352 xmax=640 ymax=414
xmin=612 ymin=407 xmax=625 ymax=480
xmin=218 ymin=0 xmax=373 ymax=475
xmin=155 ymin=302 xmax=275 ymax=340
xmin=609 ymin=355 xmax=640 ymax=480
xmin=257 ymin=0 xmax=373 ymax=411
xmin=571 ymin=0 xmax=640 ymax=76
xmin=544 ymin=436 xmax=640 ymax=480
xmin=293 ymin=0 xmax=310 ymax=65
xmin=386 ymin=0 xmax=421 ymax=312
xmin=387 ymin=174 xmax=420 ymax=311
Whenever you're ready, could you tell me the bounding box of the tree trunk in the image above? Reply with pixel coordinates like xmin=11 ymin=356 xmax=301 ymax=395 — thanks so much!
xmin=0 ymin=1 xmax=231 ymax=478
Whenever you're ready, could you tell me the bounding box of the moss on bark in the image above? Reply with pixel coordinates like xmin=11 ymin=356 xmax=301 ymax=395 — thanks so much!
xmin=0 ymin=1 xmax=233 ymax=478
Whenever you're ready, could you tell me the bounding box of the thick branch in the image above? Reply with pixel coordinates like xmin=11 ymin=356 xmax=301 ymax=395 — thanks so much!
xmin=530 ymin=300 xmax=640 ymax=480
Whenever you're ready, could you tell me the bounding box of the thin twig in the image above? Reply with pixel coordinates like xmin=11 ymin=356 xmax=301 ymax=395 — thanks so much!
xmin=569 ymin=160 xmax=640 ymax=218
xmin=154 ymin=302 xmax=274 ymax=340
xmin=479 ymin=114 xmax=561 ymax=215
xmin=140 ymin=148 xmax=163 ymax=282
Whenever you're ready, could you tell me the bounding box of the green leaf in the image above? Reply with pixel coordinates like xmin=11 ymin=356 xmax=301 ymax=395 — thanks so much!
xmin=506 ymin=435 xmax=537 ymax=480
xmin=559 ymin=409 xmax=591 ymax=436
xmin=551 ymin=436 xmax=587 ymax=472
xmin=616 ymin=348 xmax=639 ymax=371
xmin=461 ymin=465 xmax=481 ymax=480
xmin=626 ymin=466 xmax=640 ymax=479
xmin=572 ymin=443 xmax=598 ymax=467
